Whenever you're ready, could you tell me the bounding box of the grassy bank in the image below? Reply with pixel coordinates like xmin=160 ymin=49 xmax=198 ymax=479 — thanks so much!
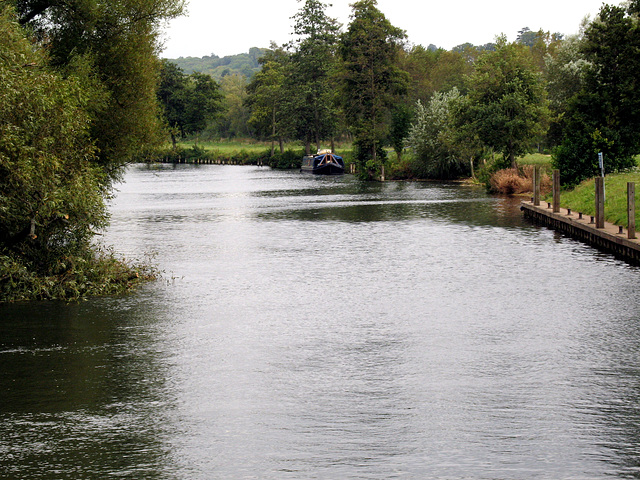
xmin=178 ymin=139 xmax=355 ymax=156
xmin=516 ymin=154 xmax=640 ymax=229
xmin=152 ymin=139 xmax=355 ymax=169
xmin=558 ymin=171 xmax=640 ymax=228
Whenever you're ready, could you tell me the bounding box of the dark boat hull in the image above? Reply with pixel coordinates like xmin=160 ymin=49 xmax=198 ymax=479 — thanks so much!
xmin=301 ymin=163 xmax=345 ymax=175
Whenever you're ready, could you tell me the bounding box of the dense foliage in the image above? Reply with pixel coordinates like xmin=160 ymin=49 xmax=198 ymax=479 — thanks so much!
xmin=245 ymin=47 xmax=290 ymax=155
xmin=407 ymin=88 xmax=471 ymax=179
xmin=552 ymin=0 xmax=640 ymax=185
xmin=14 ymin=0 xmax=184 ymax=178
xmin=458 ymin=38 xmax=549 ymax=170
xmin=339 ymin=0 xmax=408 ymax=179
xmin=287 ymin=0 xmax=341 ymax=154
xmin=158 ymin=60 xmax=224 ymax=147
xmin=0 ymin=6 xmax=105 ymax=269
xmin=1 ymin=0 xmax=181 ymax=301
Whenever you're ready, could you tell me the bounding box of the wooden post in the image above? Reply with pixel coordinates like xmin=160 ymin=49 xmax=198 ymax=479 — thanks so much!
xmin=552 ymin=169 xmax=560 ymax=213
xmin=595 ymin=177 xmax=605 ymax=228
xmin=533 ymin=165 xmax=541 ymax=206
xmin=381 ymin=165 xmax=385 ymax=182
xmin=628 ymin=182 xmax=636 ymax=239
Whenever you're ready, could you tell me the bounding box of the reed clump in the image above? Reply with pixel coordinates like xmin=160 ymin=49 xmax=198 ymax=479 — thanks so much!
xmin=489 ymin=165 xmax=551 ymax=195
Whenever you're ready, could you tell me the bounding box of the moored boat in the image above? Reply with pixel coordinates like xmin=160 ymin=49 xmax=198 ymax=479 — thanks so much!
xmin=301 ymin=149 xmax=345 ymax=175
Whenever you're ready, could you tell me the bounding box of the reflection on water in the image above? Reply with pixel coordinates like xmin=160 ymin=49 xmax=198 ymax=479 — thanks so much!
xmin=0 ymin=295 xmax=179 ymax=479
xmin=2 ymin=164 xmax=640 ymax=479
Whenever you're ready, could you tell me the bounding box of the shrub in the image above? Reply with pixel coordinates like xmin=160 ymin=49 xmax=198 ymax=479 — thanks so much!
xmin=475 ymin=154 xmax=512 ymax=187
xmin=0 ymin=248 xmax=157 ymax=303
xmin=268 ymin=149 xmax=304 ymax=169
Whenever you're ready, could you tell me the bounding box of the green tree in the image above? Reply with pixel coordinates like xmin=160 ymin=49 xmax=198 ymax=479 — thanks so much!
xmin=459 ymin=37 xmax=549 ymax=169
xmin=339 ymin=0 xmax=408 ymax=178
xmin=14 ymin=0 xmax=185 ymax=178
xmin=400 ymin=45 xmax=471 ymax=105
xmin=0 ymin=6 xmax=106 ymax=282
xmin=544 ymin=33 xmax=589 ymax=147
xmin=516 ymin=27 xmax=537 ymax=47
xmin=158 ymin=63 xmax=224 ymax=146
xmin=158 ymin=60 xmax=189 ymax=147
xmin=183 ymin=72 xmax=224 ymax=137
xmin=218 ymin=74 xmax=251 ymax=138
xmin=553 ymin=1 xmax=640 ymax=185
xmin=246 ymin=46 xmax=290 ymax=155
xmin=407 ymin=88 xmax=471 ymax=179
xmin=287 ymin=0 xmax=341 ymax=153
xmin=388 ymin=104 xmax=412 ymax=162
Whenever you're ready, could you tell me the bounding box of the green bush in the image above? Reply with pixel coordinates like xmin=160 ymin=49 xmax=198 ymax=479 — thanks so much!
xmin=268 ymin=149 xmax=304 ymax=169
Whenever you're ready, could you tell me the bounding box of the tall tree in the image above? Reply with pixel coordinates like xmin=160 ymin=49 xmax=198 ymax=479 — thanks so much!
xmin=553 ymin=1 xmax=640 ymax=184
xmin=339 ymin=0 xmax=408 ymax=178
xmin=183 ymin=72 xmax=224 ymax=138
xmin=246 ymin=46 xmax=290 ymax=155
xmin=13 ymin=0 xmax=185 ymax=178
xmin=158 ymin=60 xmax=189 ymax=147
xmin=458 ymin=37 xmax=549 ymax=169
xmin=158 ymin=63 xmax=224 ymax=147
xmin=287 ymin=0 xmax=341 ymax=153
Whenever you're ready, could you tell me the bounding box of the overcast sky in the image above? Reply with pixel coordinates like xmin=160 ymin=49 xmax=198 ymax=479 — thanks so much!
xmin=160 ymin=0 xmax=621 ymax=59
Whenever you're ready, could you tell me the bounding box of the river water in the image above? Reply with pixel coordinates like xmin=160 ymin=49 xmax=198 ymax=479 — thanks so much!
xmin=2 ymin=164 xmax=640 ymax=479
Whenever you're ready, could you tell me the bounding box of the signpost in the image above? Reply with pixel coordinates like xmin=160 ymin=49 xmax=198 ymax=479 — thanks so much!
xmin=598 ymin=152 xmax=605 ymax=202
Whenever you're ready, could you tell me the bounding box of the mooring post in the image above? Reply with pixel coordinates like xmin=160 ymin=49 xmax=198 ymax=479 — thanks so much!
xmin=628 ymin=182 xmax=636 ymax=239
xmin=553 ymin=169 xmax=560 ymax=213
xmin=595 ymin=177 xmax=605 ymax=228
xmin=533 ymin=165 xmax=541 ymax=206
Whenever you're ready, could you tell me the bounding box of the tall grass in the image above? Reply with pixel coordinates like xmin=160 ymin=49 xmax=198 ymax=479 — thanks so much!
xmin=489 ymin=165 xmax=552 ymax=195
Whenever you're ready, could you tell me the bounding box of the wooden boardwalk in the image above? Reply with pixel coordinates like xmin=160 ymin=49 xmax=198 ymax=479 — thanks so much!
xmin=521 ymin=199 xmax=640 ymax=264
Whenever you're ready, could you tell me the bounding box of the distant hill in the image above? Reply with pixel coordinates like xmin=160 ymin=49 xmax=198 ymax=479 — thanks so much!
xmin=168 ymin=47 xmax=268 ymax=80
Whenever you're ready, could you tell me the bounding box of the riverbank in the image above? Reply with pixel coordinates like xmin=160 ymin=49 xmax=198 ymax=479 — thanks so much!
xmin=557 ymin=171 xmax=640 ymax=228
xmin=521 ymin=199 xmax=640 ymax=264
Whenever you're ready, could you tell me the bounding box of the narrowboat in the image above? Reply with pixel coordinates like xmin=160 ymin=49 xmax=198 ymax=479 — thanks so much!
xmin=300 ymin=149 xmax=345 ymax=175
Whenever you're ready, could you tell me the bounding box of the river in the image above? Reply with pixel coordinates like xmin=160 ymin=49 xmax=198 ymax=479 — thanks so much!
xmin=2 ymin=164 xmax=640 ymax=479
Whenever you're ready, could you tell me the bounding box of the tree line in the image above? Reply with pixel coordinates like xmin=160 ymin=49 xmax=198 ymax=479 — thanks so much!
xmin=170 ymin=48 xmax=268 ymax=80
xmin=160 ymin=0 xmax=640 ymax=185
